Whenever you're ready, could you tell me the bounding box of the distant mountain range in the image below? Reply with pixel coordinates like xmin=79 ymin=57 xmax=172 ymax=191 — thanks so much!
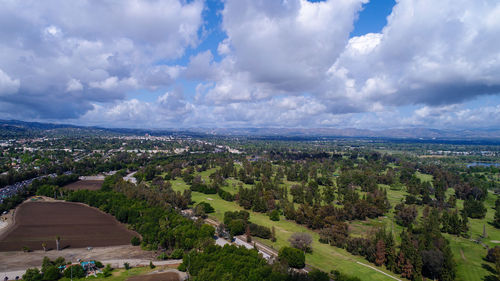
xmin=1 ymin=119 xmax=500 ymax=141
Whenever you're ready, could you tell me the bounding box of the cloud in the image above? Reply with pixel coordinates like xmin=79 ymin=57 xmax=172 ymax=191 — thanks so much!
xmin=328 ymin=0 xmax=500 ymax=109
xmin=0 ymin=69 xmax=20 ymax=96
xmin=0 ymin=0 xmax=204 ymax=119
xmin=1 ymin=0 xmax=500 ymax=130
xmin=80 ymin=89 xmax=193 ymax=128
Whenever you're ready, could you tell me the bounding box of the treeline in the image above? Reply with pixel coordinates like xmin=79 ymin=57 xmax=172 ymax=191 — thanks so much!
xmin=223 ymin=210 xmax=271 ymax=239
xmin=319 ymin=209 xmax=456 ymax=281
xmin=0 ymin=174 xmax=78 ymax=213
xmin=179 ymin=244 xmax=331 ymax=281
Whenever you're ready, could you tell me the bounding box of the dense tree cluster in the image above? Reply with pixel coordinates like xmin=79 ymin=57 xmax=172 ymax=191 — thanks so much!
xmin=180 ymin=244 xmax=328 ymax=281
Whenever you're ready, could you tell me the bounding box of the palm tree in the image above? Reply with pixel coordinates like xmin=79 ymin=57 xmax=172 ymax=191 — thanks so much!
xmin=42 ymin=242 xmax=47 ymax=252
xmin=56 ymin=236 xmax=61 ymax=251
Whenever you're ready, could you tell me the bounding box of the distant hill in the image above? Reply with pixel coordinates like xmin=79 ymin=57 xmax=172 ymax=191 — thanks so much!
xmin=1 ymin=119 xmax=500 ymax=141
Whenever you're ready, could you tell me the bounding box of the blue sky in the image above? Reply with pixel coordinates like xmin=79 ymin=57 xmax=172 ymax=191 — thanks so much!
xmin=0 ymin=0 xmax=499 ymax=129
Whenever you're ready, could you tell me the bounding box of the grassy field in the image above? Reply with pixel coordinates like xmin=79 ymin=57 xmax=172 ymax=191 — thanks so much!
xmin=172 ymin=169 xmax=499 ymax=281
xmin=174 ymin=181 xmax=404 ymax=280
xmin=59 ymin=267 xmax=156 ymax=281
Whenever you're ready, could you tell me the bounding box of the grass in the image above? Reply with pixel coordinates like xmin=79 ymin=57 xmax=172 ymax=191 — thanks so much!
xmin=178 ymin=169 xmax=500 ymax=281
xmin=184 ymin=184 xmax=403 ymax=280
xmin=59 ymin=266 xmax=157 ymax=281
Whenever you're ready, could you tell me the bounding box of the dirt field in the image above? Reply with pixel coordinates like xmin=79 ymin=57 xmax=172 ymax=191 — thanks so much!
xmin=63 ymin=180 xmax=103 ymax=191
xmin=0 ymin=201 xmax=137 ymax=251
xmin=127 ymin=271 xmax=182 ymax=281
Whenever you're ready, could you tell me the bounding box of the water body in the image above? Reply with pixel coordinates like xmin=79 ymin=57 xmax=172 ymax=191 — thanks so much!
xmin=467 ymin=162 xmax=500 ymax=168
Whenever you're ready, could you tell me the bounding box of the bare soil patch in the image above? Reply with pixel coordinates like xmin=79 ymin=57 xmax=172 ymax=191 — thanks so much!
xmin=127 ymin=271 xmax=181 ymax=281
xmin=63 ymin=180 xmax=103 ymax=191
xmin=0 ymin=201 xmax=137 ymax=251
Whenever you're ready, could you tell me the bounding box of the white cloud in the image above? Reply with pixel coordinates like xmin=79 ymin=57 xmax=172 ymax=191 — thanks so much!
xmin=328 ymin=0 xmax=500 ymax=109
xmin=66 ymin=78 xmax=83 ymax=92
xmin=0 ymin=0 xmax=204 ymax=119
xmin=0 ymin=69 xmax=20 ymax=96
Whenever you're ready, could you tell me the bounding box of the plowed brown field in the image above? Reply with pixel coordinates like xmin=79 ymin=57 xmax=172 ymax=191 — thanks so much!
xmin=0 ymin=201 xmax=136 ymax=251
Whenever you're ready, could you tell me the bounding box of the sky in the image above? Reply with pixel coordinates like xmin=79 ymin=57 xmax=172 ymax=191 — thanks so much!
xmin=1 ymin=0 xmax=500 ymax=129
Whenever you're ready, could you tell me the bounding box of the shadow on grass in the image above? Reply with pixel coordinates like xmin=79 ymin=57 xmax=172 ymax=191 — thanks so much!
xmin=483 ymin=263 xmax=497 ymax=275
xmin=483 ymin=275 xmax=499 ymax=281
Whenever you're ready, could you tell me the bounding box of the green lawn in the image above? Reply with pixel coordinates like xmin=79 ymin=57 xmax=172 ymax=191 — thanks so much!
xmin=184 ymin=184 xmax=404 ymax=280
xmin=59 ymin=266 xmax=158 ymax=281
xmin=173 ymin=170 xmax=499 ymax=281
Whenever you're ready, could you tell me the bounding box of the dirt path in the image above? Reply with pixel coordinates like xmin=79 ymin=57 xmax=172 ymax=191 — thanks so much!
xmin=460 ymin=249 xmax=467 ymax=261
xmin=0 ymin=245 xmax=154 ymax=271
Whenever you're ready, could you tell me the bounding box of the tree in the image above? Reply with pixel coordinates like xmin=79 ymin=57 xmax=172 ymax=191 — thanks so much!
xmin=103 ymin=264 xmax=113 ymax=277
xmin=308 ymin=269 xmax=329 ymax=281
xmin=55 ymin=236 xmax=61 ymax=251
xmin=271 ymin=226 xmax=277 ymax=242
xmin=63 ymin=265 xmax=85 ymax=279
xmin=375 ymin=239 xmax=386 ymax=266
xmin=493 ymin=205 xmax=500 ymax=228
xmin=394 ymin=203 xmax=417 ymax=227
xmin=278 ymin=246 xmax=305 ymax=269
xmin=246 ymin=225 xmax=252 ymax=243
xmin=42 ymin=265 xmax=60 ymax=281
xmin=22 ymin=268 xmax=42 ymax=281
xmin=463 ymin=198 xmax=487 ymax=219
xmin=421 ymin=250 xmax=444 ymax=280
xmin=269 ymin=209 xmax=280 ymax=221
xmin=131 ymin=236 xmax=141 ymax=246
xmin=288 ymin=232 xmax=312 ymax=253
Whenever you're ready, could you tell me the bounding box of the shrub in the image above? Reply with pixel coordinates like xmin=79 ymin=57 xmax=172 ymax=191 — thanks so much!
xmin=288 ymin=232 xmax=312 ymax=253
xmin=197 ymin=202 xmax=215 ymax=214
xmin=171 ymin=248 xmax=184 ymax=259
xmin=131 ymin=236 xmax=141 ymax=246
xmin=308 ymin=269 xmax=329 ymax=281
xmin=22 ymin=268 xmax=43 ymax=281
xmin=249 ymin=223 xmax=271 ymax=239
xmin=278 ymin=246 xmax=305 ymax=269
xmin=94 ymin=260 xmax=104 ymax=268
xmin=103 ymin=264 xmax=113 ymax=277
xmin=124 ymin=262 xmax=130 ymax=270
xmin=269 ymin=209 xmax=280 ymax=221
xmin=218 ymin=189 xmax=234 ymax=201
xmin=63 ymin=265 xmax=85 ymax=279
xmin=158 ymin=252 xmax=168 ymax=260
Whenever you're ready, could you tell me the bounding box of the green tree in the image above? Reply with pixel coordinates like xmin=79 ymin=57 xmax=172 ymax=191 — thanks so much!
xmin=278 ymin=246 xmax=305 ymax=269
xmin=63 ymin=265 xmax=85 ymax=279
xmin=269 ymin=209 xmax=280 ymax=221
xmin=23 ymin=268 xmax=43 ymax=281
xmin=42 ymin=265 xmax=60 ymax=281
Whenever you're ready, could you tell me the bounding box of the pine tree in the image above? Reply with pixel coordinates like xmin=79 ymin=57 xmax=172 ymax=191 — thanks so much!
xmin=375 ymin=239 xmax=386 ymax=266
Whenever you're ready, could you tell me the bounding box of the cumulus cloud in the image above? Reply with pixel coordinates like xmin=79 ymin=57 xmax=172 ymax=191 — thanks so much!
xmin=328 ymin=0 xmax=500 ymax=109
xmin=80 ymin=89 xmax=193 ymax=128
xmin=0 ymin=0 xmax=203 ymax=119
xmin=1 ymin=0 xmax=500 ymax=129
xmin=0 ymin=69 xmax=20 ymax=96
